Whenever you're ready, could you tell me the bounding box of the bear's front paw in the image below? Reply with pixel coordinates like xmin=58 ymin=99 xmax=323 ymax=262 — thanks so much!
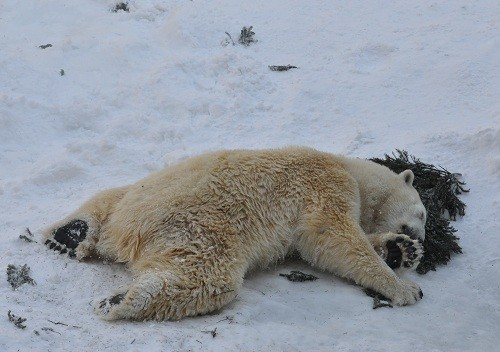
xmin=383 ymin=234 xmax=423 ymax=270
xmin=44 ymin=219 xmax=88 ymax=258
xmin=389 ymin=279 xmax=423 ymax=306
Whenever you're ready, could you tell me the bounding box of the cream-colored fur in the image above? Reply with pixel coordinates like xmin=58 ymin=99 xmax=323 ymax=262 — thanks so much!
xmin=43 ymin=147 xmax=426 ymax=321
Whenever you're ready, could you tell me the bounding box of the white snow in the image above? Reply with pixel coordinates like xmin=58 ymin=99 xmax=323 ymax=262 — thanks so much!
xmin=1 ymin=1 xmax=499 ymax=351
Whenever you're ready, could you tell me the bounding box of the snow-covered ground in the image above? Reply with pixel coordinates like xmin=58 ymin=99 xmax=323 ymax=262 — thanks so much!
xmin=1 ymin=1 xmax=499 ymax=351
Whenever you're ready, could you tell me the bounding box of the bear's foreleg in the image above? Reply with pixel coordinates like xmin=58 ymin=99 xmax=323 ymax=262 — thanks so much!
xmin=43 ymin=186 xmax=130 ymax=260
xmin=296 ymin=216 xmax=422 ymax=306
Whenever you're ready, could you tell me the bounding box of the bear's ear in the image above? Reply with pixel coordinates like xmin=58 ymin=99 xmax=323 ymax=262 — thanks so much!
xmin=399 ymin=169 xmax=414 ymax=186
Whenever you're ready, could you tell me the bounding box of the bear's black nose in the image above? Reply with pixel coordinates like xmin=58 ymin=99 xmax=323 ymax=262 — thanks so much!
xmin=401 ymin=225 xmax=419 ymax=239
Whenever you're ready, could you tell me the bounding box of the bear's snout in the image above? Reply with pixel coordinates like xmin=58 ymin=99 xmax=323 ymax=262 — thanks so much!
xmin=401 ymin=225 xmax=423 ymax=240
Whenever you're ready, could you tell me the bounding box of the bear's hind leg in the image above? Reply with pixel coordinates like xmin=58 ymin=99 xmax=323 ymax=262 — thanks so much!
xmin=95 ymin=266 xmax=242 ymax=321
xmin=43 ymin=186 xmax=130 ymax=260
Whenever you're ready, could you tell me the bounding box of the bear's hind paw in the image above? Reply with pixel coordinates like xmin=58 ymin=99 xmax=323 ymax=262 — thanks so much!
xmin=44 ymin=219 xmax=88 ymax=258
xmin=96 ymin=293 xmax=126 ymax=316
xmin=94 ymin=292 xmax=132 ymax=320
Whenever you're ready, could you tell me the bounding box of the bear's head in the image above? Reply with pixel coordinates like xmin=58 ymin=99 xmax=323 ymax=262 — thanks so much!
xmin=374 ymin=170 xmax=427 ymax=240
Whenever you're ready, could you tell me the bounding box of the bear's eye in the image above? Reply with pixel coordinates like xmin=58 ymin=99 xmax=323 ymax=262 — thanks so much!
xmin=419 ymin=212 xmax=425 ymax=221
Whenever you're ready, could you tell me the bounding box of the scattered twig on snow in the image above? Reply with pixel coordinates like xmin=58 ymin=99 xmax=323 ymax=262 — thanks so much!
xmin=47 ymin=319 xmax=82 ymax=329
xmin=238 ymin=26 xmax=257 ymax=46
xmin=60 ymin=69 xmax=65 ymax=76
xmin=112 ymin=2 xmax=129 ymax=13
xmin=19 ymin=228 xmax=36 ymax=243
xmin=8 ymin=310 xmax=27 ymax=329
xmin=202 ymin=327 xmax=217 ymax=338
xmin=269 ymin=65 xmax=298 ymax=72
xmin=7 ymin=264 xmax=36 ymax=289
xmin=39 ymin=44 xmax=52 ymax=49
xmin=222 ymin=32 xmax=236 ymax=46
xmin=364 ymin=289 xmax=393 ymax=309
xmin=41 ymin=327 xmax=61 ymax=335
xmin=216 ymin=315 xmax=234 ymax=324
xmin=222 ymin=26 xmax=257 ymax=47
xmin=280 ymin=270 xmax=319 ymax=282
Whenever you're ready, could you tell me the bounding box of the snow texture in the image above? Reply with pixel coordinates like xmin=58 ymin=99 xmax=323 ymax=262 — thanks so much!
xmin=0 ymin=1 xmax=498 ymax=351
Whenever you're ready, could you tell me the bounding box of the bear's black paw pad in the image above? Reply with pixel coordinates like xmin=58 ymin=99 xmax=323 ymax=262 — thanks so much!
xmin=45 ymin=219 xmax=88 ymax=256
xmin=98 ymin=293 xmax=127 ymax=316
xmin=385 ymin=240 xmax=403 ymax=269
xmin=385 ymin=236 xmax=423 ymax=270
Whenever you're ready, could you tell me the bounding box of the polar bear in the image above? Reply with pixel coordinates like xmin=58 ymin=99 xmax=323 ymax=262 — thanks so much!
xmin=43 ymin=147 xmax=426 ymax=321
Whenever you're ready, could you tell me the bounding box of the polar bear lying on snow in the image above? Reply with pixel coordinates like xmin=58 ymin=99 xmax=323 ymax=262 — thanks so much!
xmin=43 ymin=147 xmax=425 ymax=321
